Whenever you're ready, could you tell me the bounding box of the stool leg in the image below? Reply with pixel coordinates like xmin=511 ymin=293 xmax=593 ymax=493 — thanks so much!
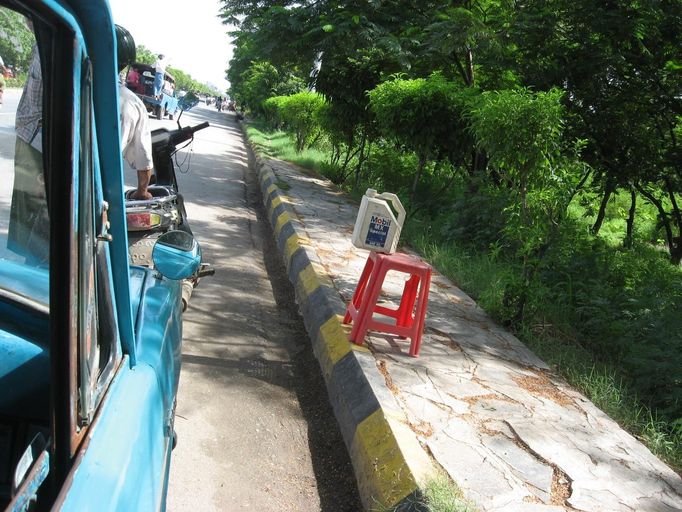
xmin=349 ymin=260 xmax=388 ymax=344
xmin=409 ymin=270 xmax=432 ymax=357
xmin=397 ymin=275 xmax=420 ymax=328
xmin=344 ymin=257 xmax=375 ymax=324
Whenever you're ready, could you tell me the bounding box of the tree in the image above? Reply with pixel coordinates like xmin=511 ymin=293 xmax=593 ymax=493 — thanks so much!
xmin=314 ymin=48 xmax=392 ymax=186
xmin=230 ymin=60 xmax=304 ymax=115
xmin=509 ymin=0 xmax=682 ymax=260
xmin=469 ymin=88 xmax=570 ymax=320
xmin=369 ymin=73 xmax=477 ymax=200
xmin=0 ymin=8 xmax=34 ymax=72
xmin=135 ymin=44 xmax=156 ymax=65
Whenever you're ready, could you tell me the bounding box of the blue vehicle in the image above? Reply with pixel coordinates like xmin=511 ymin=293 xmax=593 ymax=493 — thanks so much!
xmin=126 ymin=62 xmax=180 ymax=120
xmin=0 ymin=1 xmax=201 ymax=510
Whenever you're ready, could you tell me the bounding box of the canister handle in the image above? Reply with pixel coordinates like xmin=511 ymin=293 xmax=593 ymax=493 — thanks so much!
xmin=377 ymin=192 xmax=406 ymax=226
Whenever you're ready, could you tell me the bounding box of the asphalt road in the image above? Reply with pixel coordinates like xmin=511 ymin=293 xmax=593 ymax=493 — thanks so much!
xmin=158 ymin=105 xmax=361 ymax=511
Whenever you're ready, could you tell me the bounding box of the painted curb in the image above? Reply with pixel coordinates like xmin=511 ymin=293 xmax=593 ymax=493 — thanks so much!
xmin=249 ymin=150 xmax=434 ymax=511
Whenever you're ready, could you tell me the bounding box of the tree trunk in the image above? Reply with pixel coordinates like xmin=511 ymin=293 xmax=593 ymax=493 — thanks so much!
xmin=330 ymin=144 xmax=340 ymax=167
xmin=592 ymin=180 xmax=615 ymax=235
xmin=635 ymin=183 xmax=680 ymax=264
xmin=465 ymin=46 xmax=474 ymax=86
xmin=664 ymin=179 xmax=682 ymax=265
xmin=453 ymin=49 xmax=474 ymax=87
xmin=411 ymin=152 xmax=428 ymax=202
xmin=353 ymin=131 xmax=368 ymax=191
xmin=624 ymin=187 xmax=636 ymax=248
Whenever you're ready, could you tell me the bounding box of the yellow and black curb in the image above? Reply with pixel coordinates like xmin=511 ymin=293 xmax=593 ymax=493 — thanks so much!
xmin=252 ymin=153 xmax=434 ymax=511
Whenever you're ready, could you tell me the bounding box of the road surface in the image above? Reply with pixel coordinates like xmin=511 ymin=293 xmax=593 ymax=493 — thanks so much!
xmin=157 ymin=105 xmax=361 ymax=511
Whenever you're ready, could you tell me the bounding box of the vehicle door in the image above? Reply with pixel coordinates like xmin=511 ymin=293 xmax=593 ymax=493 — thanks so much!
xmin=0 ymin=2 xmax=179 ymax=510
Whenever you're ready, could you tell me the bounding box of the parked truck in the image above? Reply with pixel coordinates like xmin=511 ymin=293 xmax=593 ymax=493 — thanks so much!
xmin=125 ymin=62 xmax=180 ymax=120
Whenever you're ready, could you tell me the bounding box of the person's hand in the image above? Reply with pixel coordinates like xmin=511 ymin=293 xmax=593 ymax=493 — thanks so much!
xmin=131 ymin=189 xmax=152 ymax=200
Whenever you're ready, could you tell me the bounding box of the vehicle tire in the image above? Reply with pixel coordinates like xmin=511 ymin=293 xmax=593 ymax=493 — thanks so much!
xmin=172 ymin=429 xmax=178 ymax=450
xmin=155 ymin=105 xmax=163 ymax=120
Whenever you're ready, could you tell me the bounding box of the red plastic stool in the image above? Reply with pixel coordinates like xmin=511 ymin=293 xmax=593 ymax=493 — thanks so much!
xmin=343 ymin=251 xmax=432 ymax=357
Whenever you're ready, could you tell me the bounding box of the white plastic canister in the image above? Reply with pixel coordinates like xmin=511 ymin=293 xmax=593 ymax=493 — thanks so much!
xmin=351 ymin=189 xmax=406 ymax=254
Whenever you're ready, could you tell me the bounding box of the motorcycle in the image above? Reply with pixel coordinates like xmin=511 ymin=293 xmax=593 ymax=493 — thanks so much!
xmin=125 ymin=107 xmax=214 ymax=309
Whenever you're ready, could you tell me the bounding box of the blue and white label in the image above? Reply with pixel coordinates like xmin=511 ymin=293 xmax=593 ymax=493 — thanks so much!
xmin=365 ymin=215 xmax=392 ymax=248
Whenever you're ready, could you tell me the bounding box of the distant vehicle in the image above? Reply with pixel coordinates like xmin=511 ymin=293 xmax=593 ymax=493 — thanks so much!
xmin=125 ymin=62 xmax=180 ymax=120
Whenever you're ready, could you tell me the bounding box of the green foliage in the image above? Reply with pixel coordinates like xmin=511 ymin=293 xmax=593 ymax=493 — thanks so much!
xmin=0 ymin=8 xmax=34 ymax=72
xmin=135 ymin=44 xmax=156 ymax=65
xmin=166 ymin=66 xmax=212 ymax=95
xmin=234 ymin=61 xmax=305 ymax=116
xmin=370 ymin=74 xmax=473 ymax=162
xmin=262 ymin=95 xmax=287 ymax=129
xmin=273 ymin=91 xmax=326 ymax=153
xmin=439 ymin=181 xmax=511 ymax=251
xmin=245 ymin=122 xmax=328 ymax=174
xmin=468 ymin=89 xmax=569 ymax=271
xmin=314 ymin=48 xmax=389 ymax=181
xmin=369 ymin=73 xmax=477 ymax=196
xmin=421 ymin=474 xmax=477 ymax=512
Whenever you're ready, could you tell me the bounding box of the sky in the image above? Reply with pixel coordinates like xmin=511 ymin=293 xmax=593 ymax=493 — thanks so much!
xmin=108 ymin=0 xmax=233 ymax=92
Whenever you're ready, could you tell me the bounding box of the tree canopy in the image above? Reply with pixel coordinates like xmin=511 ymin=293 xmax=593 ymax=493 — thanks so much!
xmin=221 ymin=0 xmax=682 ymax=261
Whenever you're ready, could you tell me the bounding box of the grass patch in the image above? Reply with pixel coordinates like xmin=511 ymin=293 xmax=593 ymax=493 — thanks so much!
xmin=246 ymin=121 xmax=328 ymax=174
xmin=372 ymin=474 xmax=477 ymax=512
xmin=421 ymin=475 xmax=477 ymax=512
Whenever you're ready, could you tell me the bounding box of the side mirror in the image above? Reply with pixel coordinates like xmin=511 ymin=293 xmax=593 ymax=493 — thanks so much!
xmin=177 ymin=92 xmax=200 ymax=112
xmin=152 ymin=230 xmax=201 ymax=280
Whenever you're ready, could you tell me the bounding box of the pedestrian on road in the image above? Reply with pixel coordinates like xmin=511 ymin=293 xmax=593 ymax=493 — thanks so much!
xmin=153 ymin=53 xmax=166 ymax=98
xmin=116 ymin=25 xmax=154 ymax=200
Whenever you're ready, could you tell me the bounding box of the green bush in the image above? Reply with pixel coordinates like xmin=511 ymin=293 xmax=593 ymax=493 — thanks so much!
xmin=369 ymin=73 xmax=478 ymax=197
xmin=262 ymin=95 xmax=288 ymax=130
xmin=276 ymin=91 xmax=326 ymax=153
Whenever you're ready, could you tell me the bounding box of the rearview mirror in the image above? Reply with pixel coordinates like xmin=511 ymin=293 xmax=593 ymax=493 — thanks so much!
xmin=152 ymin=230 xmax=201 ymax=280
xmin=177 ymin=92 xmax=200 ymax=112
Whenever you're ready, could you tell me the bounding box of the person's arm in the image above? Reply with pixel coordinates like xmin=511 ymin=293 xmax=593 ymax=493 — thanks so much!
xmin=132 ymin=168 xmax=152 ymax=200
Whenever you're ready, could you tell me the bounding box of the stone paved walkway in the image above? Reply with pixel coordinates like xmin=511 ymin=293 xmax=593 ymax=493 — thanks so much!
xmin=259 ymin=155 xmax=682 ymax=512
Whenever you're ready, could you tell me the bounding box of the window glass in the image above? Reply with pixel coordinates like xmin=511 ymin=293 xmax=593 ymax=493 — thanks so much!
xmin=0 ymin=8 xmax=49 ymax=305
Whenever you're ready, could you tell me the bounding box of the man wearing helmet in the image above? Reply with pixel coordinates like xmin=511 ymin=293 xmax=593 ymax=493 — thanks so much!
xmin=116 ymin=24 xmax=153 ymax=200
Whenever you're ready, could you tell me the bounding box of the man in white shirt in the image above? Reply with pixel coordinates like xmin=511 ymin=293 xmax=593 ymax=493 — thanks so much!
xmin=116 ymin=25 xmax=153 ymax=200
xmin=153 ymin=53 xmax=166 ymax=98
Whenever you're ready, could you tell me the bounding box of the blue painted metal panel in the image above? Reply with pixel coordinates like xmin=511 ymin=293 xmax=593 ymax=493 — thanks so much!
xmin=135 ymin=274 xmax=183 ymax=406
xmin=60 ymin=272 xmax=181 ymax=510
xmin=2 ymin=2 xmax=185 ymax=510
xmin=128 ymin=266 xmax=148 ymax=323
xmin=59 ymin=358 xmax=170 ymax=512
xmin=0 ymin=262 xmax=49 ymax=306
xmin=0 ymin=328 xmax=49 ymax=419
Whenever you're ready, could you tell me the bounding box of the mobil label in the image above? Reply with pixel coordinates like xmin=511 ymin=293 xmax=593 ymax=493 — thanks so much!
xmin=365 ymin=214 xmax=392 ymax=248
